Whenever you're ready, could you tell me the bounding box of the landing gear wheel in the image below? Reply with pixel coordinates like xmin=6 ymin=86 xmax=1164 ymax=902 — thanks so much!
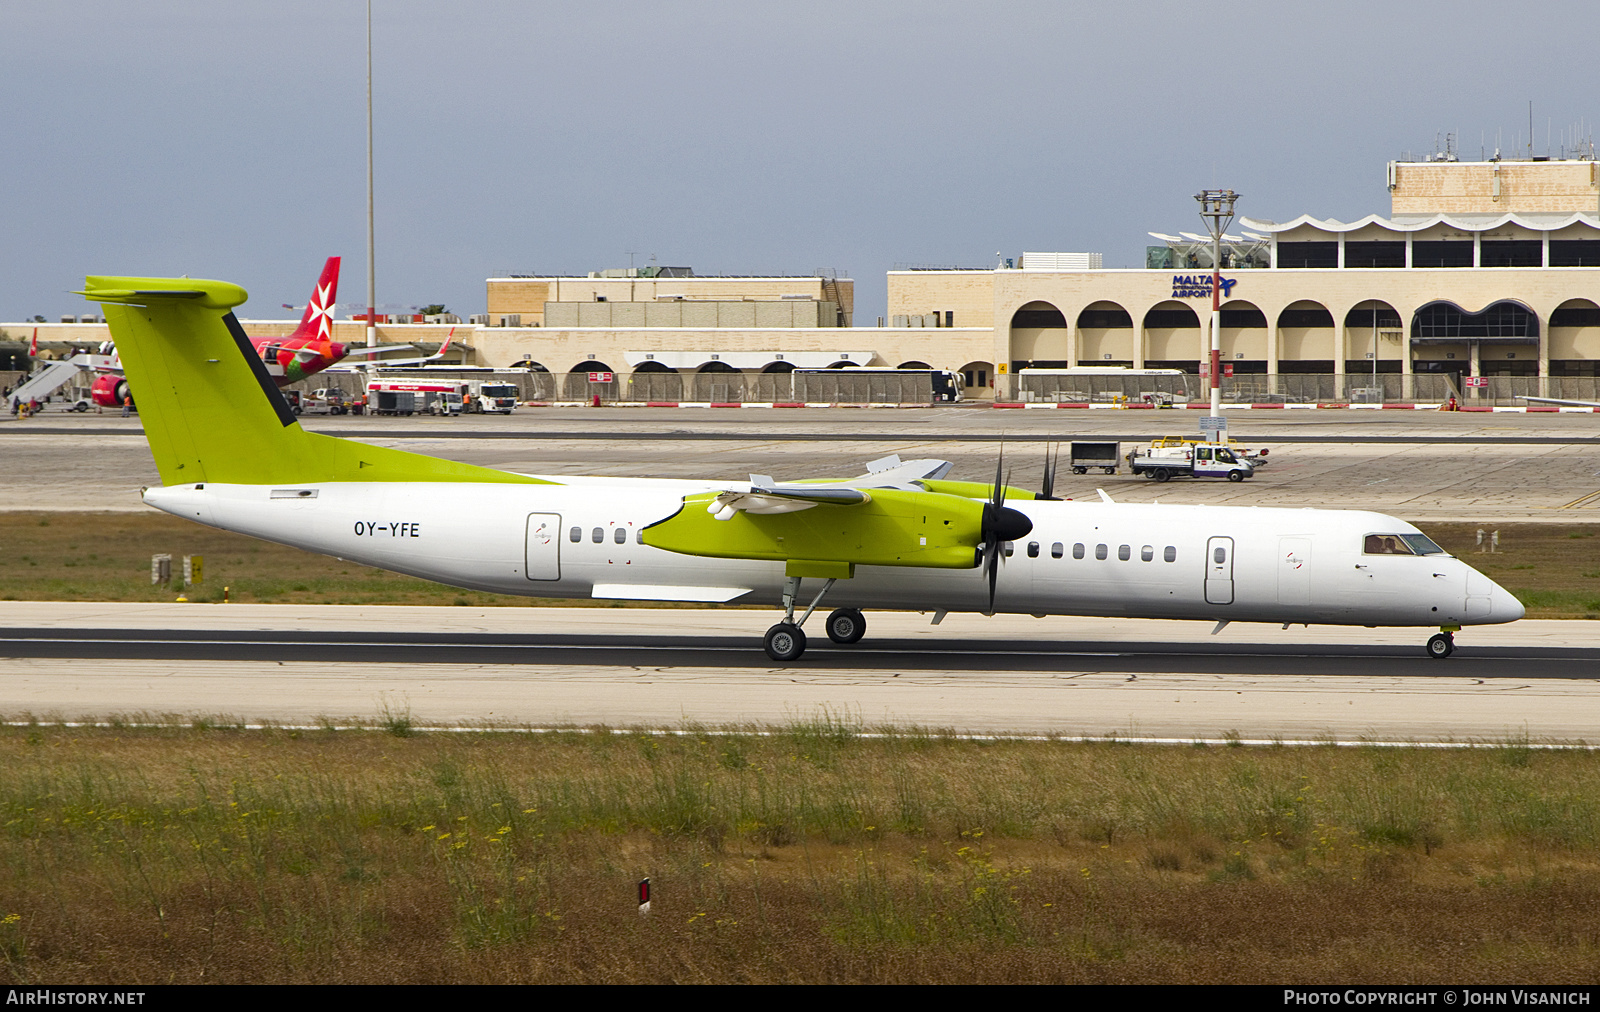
xmin=764 ymin=623 xmax=807 ymax=662
xmin=825 ymin=608 xmax=866 ymax=644
xmin=1426 ymin=632 xmax=1455 ymax=659
xmin=1153 ymin=468 xmax=1171 ymax=482
xmin=1227 ymin=470 xmax=1244 ymax=482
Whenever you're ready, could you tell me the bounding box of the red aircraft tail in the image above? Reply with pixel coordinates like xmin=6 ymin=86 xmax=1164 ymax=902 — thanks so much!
xmin=288 ymin=256 xmax=341 ymax=342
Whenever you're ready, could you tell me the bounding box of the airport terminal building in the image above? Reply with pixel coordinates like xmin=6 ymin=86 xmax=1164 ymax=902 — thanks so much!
xmin=10 ymin=154 xmax=1600 ymax=404
xmin=468 ymin=154 xmax=1600 ymax=402
xmin=888 ymin=156 xmax=1600 ymax=402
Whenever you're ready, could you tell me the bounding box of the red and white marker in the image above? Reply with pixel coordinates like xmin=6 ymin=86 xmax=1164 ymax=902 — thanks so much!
xmin=638 ymin=877 xmax=651 ymax=917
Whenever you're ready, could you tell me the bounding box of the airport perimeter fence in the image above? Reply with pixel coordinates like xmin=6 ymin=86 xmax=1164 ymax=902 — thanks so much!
xmin=286 ymin=370 xmax=938 ymax=405
xmin=560 ymin=370 xmax=936 ymax=404
xmin=281 ymin=369 xmax=1600 ymax=409
xmin=1016 ymin=373 xmax=1600 ymax=406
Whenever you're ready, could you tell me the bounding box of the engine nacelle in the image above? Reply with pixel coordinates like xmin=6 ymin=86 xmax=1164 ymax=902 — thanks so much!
xmin=91 ymin=373 xmax=131 ymax=408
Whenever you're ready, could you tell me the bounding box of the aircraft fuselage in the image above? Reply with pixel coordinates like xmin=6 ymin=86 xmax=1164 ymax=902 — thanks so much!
xmin=142 ymin=479 xmax=1522 ymax=629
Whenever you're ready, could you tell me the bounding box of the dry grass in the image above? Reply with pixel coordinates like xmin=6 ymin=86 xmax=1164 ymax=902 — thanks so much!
xmin=1 ymin=719 xmax=1597 ymax=983
xmin=2 ymin=512 xmax=1598 ymax=617
xmin=1423 ymin=523 xmax=1600 ymax=619
xmin=0 ymin=511 xmax=686 ymax=609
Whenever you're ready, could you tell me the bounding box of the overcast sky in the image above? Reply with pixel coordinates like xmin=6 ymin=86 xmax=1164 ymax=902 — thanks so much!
xmin=6 ymin=1 xmax=1599 ymax=325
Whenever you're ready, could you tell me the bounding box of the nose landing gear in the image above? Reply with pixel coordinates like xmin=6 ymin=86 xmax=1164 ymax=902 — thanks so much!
xmin=1426 ymin=630 xmax=1456 ymax=659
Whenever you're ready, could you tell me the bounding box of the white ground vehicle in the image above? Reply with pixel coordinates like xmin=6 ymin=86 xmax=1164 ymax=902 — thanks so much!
xmin=1130 ymin=439 xmax=1255 ymax=482
xmin=470 ymin=382 xmax=519 ymax=413
xmin=298 ymin=388 xmax=351 ymax=415
xmin=430 ymin=390 xmax=465 ymax=416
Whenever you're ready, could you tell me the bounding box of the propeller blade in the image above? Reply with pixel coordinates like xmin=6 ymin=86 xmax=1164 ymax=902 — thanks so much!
xmin=986 ymin=535 xmax=999 ymax=614
xmin=992 ymin=442 xmax=1005 ymax=506
xmin=1040 ymin=442 xmax=1058 ymax=500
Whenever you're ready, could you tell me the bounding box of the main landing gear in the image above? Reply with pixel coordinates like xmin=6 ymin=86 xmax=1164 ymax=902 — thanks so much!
xmin=764 ymin=578 xmax=865 ymax=662
xmin=1426 ymin=630 xmax=1456 ymax=659
xmin=825 ymin=607 xmax=866 ymax=644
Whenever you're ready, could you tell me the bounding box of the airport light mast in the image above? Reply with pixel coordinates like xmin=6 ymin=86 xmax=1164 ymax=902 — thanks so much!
xmin=365 ymin=0 xmax=376 ymax=360
xmin=1195 ymin=189 xmax=1238 ymax=419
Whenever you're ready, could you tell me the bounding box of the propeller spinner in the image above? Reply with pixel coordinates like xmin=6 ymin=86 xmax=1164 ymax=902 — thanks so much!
xmin=979 ymin=445 xmax=1033 ymax=614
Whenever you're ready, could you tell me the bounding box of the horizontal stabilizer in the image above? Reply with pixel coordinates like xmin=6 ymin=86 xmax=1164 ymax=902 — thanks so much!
xmin=78 ymin=277 xmax=245 ymax=310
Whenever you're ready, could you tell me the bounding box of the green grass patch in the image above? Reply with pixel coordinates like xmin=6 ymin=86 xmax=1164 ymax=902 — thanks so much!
xmin=1418 ymin=523 xmax=1600 ymax=619
xmin=0 ymin=722 xmax=1597 ymax=983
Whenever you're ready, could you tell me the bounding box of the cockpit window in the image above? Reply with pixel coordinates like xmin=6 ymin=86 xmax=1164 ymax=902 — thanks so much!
xmin=1363 ymin=533 xmax=1447 ymax=556
xmin=1399 ymin=533 xmax=1446 ymax=556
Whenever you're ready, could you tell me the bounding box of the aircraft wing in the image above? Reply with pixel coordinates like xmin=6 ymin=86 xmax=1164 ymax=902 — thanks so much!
xmin=361 ymin=327 xmax=457 ymax=367
xmin=1519 ymin=396 xmax=1600 ymax=409
xmin=702 ymin=455 xmax=956 ymax=519
xmin=338 ymin=344 xmax=416 ymax=358
xmin=704 ymin=487 xmax=865 ymax=520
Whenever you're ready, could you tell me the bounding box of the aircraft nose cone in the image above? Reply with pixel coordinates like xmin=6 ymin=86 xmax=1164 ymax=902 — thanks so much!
xmin=1492 ymin=580 xmax=1525 ymax=621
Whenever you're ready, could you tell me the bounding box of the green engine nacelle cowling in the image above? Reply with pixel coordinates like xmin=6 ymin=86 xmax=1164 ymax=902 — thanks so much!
xmin=641 ymin=487 xmax=990 ymax=576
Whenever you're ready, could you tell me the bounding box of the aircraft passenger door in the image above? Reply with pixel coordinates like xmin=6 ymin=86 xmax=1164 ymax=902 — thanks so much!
xmin=1205 ymin=536 xmax=1234 ymax=605
xmin=1278 ymin=537 xmax=1312 ymax=607
xmin=525 ymin=513 xmax=562 ymax=581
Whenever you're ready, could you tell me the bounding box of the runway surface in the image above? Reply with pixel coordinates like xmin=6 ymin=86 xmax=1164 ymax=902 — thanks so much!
xmin=5 ymin=410 xmax=1600 ymax=521
xmin=3 ymin=604 xmax=1595 ymax=742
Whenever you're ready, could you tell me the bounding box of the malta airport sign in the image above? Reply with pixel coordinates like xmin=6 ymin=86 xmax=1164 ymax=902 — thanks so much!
xmin=1171 ymin=275 xmax=1238 ymax=298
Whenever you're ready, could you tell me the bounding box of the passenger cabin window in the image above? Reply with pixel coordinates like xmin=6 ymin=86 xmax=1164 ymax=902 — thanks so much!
xmin=1027 ymin=542 xmax=1040 ymax=558
xmin=1364 ymin=533 xmax=1446 ymax=556
xmin=1141 ymin=545 xmax=1153 ymax=562
xmin=1095 ymin=544 xmax=1108 ymax=560
xmin=1118 ymin=545 xmax=1131 ymax=561
xmin=614 ymin=527 xmax=627 ymax=544
xmin=570 ymin=527 xmax=581 ymax=543
xmin=1004 ymin=542 xmax=1015 ymax=558
xmin=1164 ymin=546 xmax=1177 ymax=563
xmin=1073 ymin=543 xmax=1085 ymax=559
xmin=592 ymin=527 xmax=604 ymax=543
xmin=1051 ymin=542 xmax=1064 ymax=559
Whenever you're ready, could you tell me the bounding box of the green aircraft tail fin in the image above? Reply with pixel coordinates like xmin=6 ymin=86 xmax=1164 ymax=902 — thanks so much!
xmin=82 ymin=275 xmax=553 ymax=488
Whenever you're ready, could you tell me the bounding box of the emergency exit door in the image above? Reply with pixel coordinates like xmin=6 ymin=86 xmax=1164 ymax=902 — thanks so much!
xmin=525 ymin=513 xmax=562 ymax=581
xmin=1205 ymin=536 xmax=1234 ymax=605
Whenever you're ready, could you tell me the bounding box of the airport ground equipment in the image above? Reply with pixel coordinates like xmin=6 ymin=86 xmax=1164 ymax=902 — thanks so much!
xmin=299 ymin=388 xmax=350 ymax=415
xmin=1070 ymin=441 xmax=1120 ymax=475
xmin=1129 ymin=439 xmax=1254 ymax=482
xmin=6 ymin=354 xmax=110 ymax=412
xmin=468 ymin=381 xmax=518 ymax=414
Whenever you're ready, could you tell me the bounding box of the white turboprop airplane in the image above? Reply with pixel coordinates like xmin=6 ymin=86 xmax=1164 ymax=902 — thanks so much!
xmin=82 ymin=275 xmax=1523 ymax=662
